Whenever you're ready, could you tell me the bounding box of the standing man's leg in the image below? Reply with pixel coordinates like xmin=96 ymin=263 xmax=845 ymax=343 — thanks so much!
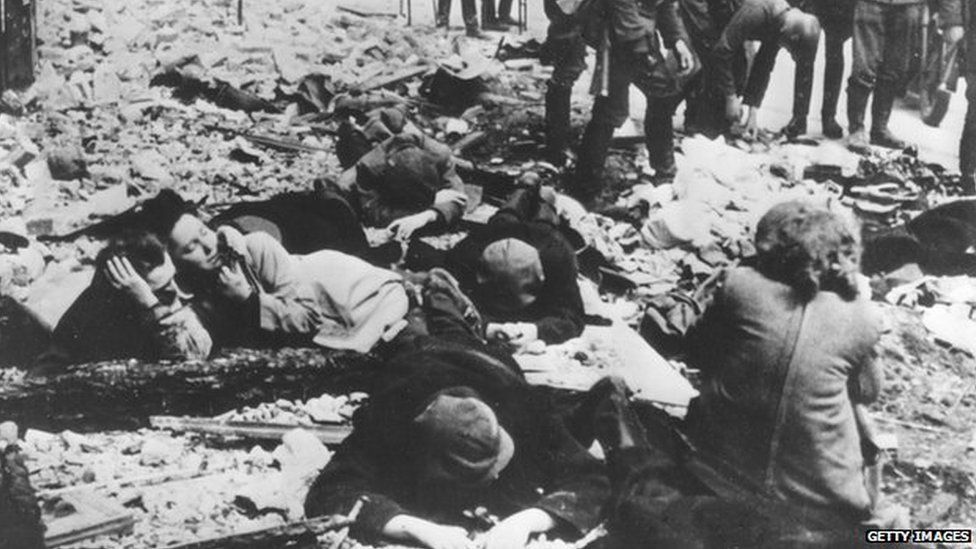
xmin=821 ymin=25 xmax=851 ymax=138
xmin=847 ymin=0 xmax=885 ymax=151
xmin=572 ymin=58 xmax=631 ymax=206
xmin=544 ymin=32 xmax=587 ymax=166
xmin=644 ymin=94 xmax=685 ymax=184
xmin=960 ymin=82 xmax=976 ymax=194
xmin=820 ymin=3 xmax=853 ymax=138
xmin=462 ymin=0 xmax=486 ymax=37
xmin=869 ymin=2 xmax=923 ymax=148
xmin=436 ymin=0 xmax=452 ymax=27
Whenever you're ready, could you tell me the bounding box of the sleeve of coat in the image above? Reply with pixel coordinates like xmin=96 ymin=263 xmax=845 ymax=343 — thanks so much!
xmin=849 ymin=301 xmax=884 ymax=405
xmin=711 ymin=2 xmax=758 ymax=97
xmin=303 ymin=429 xmax=408 ymax=542
xmin=243 ymin=231 xmax=322 ymax=334
xmin=742 ymin=38 xmax=781 ymax=107
xmin=430 ymin=139 xmax=467 ymax=225
xmin=533 ymin=412 xmax=611 ymax=533
xmin=141 ymin=303 xmax=213 ymax=360
xmin=657 ymin=0 xmax=690 ymax=48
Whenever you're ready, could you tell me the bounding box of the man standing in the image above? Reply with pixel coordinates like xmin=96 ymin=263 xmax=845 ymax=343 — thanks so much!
xmin=542 ymin=0 xmax=589 ymax=166
xmin=713 ymin=0 xmax=821 ymax=139
xmin=941 ymin=0 xmax=974 ymax=194
xmin=784 ymin=0 xmax=854 ymax=138
xmin=846 ymin=0 xmax=924 ymax=151
xmin=570 ymin=0 xmax=697 ymax=205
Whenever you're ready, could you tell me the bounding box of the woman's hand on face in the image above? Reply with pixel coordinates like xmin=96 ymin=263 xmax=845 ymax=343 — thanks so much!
xmin=217 ymin=263 xmax=253 ymax=302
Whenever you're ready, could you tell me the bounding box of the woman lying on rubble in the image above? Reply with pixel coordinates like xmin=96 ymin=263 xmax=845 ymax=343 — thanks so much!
xmin=140 ymin=190 xmax=410 ymax=353
xmin=39 ymin=231 xmax=213 ymax=369
xmin=304 ymin=337 xmax=610 ymax=549
xmin=331 ymin=131 xmax=469 ymax=242
xmin=680 ymin=200 xmax=905 ymax=536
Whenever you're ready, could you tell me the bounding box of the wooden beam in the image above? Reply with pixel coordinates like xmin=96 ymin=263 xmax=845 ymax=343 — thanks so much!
xmin=149 ymin=416 xmax=353 ymax=445
xmin=165 ymin=515 xmax=354 ymax=549
xmin=44 ymin=492 xmax=135 ymax=548
xmin=0 ymin=348 xmax=375 ymax=432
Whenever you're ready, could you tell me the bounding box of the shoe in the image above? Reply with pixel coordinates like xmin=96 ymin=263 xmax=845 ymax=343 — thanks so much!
xmin=482 ymin=22 xmax=509 ymax=31
xmin=465 ymin=28 xmax=490 ymax=39
xmin=870 ymin=129 xmax=907 ymax=150
xmin=822 ymin=117 xmax=843 ymax=139
xmin=847 ymin=128 xmax=871 ymax=154
xmin=846 ymin=83 xmax=870 ymax=146
xmin=870 ymin=83 xmax=907 ymax=150
xmin=498 ymin=15 xmax=519 ymax=26
xmin=782 ymin=116 xmax=807 ymax=139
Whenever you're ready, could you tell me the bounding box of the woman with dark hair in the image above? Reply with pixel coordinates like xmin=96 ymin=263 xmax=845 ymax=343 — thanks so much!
xmin=683 ymin=200 xmax=885 ymax=530
xmin=139 ymin=190 xmax=411 ymax=353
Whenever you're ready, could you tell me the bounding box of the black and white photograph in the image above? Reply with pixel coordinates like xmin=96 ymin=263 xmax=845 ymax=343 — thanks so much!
xmin=0 ymin=0 xmax=974 ymax=546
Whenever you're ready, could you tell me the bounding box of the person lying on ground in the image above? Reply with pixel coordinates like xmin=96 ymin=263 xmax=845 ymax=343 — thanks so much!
xmin=39 ymin=232 xmax=212 ymax=369
xmin=712 ymin=0 xmax=821 ymax=139
xmin=141 ymin=190 xmax=410 ymax=354
xmin=333 ymin=102 xmax=417 ymax=168
xmin=304 ymin=338 xmax=610 ymax=549
xmin=444 ymin=185 xmax=585 ymax=346
xmin=862 ymin=198 xmax=976 ymax=277
xmin=332 ymin=132 xmax=468 ymax=242
xmin=207 ymin=185 xmax=400 ymax=266
xmin=682 ymin=200 xmax=900 ymax=529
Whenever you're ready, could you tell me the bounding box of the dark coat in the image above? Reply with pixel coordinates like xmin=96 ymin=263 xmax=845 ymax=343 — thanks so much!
xmin=304 ymin=342 xmax=610 ymax=543
xmin=446 ymin=220 xmax=586 ymax=344
xmin=46 ymin=275 xmax=211 ymax=366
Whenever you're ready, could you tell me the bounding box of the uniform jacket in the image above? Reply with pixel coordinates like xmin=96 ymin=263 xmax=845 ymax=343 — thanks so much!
xmin=581 ymin=0 xmax=690 ymax=50
xmin=304 ymin=342 xmax=610 ymax=542
xmin=712 ymin=0 xmax=791 ymax=105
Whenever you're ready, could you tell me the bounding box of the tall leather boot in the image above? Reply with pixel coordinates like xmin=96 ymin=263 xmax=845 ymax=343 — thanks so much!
xmin=645 ymin=98 xmax=677 ymax=183
xmin=435 ymin=0 xmax=450 ymax=27
xmin=870 ymin=82 xmax=907 ymax=149
xmin=572 ymin=114 xmax=615 ymax=205
xmin=846 ymin=83 xmax=871 ymax=153
xmin=545 ymin=84 xmax=573 ymax=166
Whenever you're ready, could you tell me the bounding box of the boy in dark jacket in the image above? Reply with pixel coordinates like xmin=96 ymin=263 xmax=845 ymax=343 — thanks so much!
xmin=304 ymin=340 xmax=610 ymax=549
xmin=446 ymin=187 xmax=585 ymax=345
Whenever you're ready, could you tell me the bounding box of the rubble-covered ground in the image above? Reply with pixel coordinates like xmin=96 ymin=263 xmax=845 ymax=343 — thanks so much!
xmin=0 ymin=0 xmax=974 ymax=547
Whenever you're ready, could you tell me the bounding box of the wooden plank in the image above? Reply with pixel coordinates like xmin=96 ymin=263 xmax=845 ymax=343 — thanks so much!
xmin=39 ymin=467 xmax=227 ymax=499
xmin=0 ymin=347 xmax=375 ymax=432
xmin=165 ymin=515 xmax=353 ymax=549
xmin=44 ymin=491 xmax=135 ymax=548
xmin=358 ymin=65 xmax=429 ymax=92
xmin=150 ymin=416 xmax=353 ymax=445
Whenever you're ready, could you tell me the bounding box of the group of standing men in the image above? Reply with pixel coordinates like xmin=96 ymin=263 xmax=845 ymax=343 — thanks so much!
xmin=542 ymin=0 xmax=976 ymax=203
